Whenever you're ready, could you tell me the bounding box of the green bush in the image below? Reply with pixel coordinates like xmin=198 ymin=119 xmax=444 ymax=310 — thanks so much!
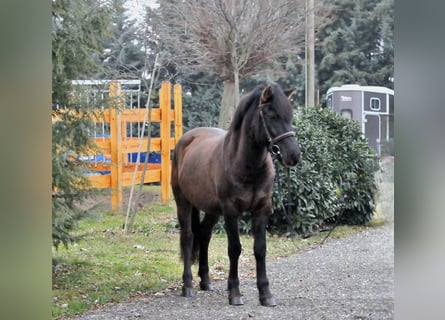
xmin=269 ymin=107 xmax=378 ymax=235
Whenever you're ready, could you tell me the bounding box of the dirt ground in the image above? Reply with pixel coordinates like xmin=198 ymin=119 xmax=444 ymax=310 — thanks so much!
xmin=78 ymin=184 xmax=161 ymax=213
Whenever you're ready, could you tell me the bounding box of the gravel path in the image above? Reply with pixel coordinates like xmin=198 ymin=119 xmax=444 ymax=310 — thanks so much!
xmin=70 ymin=159 xmax=394 ymax=320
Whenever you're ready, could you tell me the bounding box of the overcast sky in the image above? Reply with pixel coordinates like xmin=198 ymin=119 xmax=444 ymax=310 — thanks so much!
xmin=124 ymin=0 xmax=159 ymax=23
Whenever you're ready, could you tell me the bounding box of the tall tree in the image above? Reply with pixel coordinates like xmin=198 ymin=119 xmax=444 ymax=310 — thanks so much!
xmin=101 ymin=0 xmax=163 ymax=82
xmin=315 ymin=0 xmax=394 ymax=101
xmin=180 ymin=73 xmax=223 ymax=131
xmin=157 ymin=0 xmax=309 ymax=129
xmin=52 ymin=0 xmax=114 ymax=107
xmin=100 ymin=0 xmax=145 ymax=77
xmin=52 ymin=0 xmax=114 ymax=248
xmin=371 ymin=0 xmax=394 ymax=86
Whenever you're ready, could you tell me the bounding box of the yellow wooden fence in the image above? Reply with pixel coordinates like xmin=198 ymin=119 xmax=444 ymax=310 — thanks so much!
xmin=85 ymin=81 xmax=182 ymax=210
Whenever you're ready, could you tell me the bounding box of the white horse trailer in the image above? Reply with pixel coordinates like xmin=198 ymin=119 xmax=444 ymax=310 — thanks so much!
xmin=326 ymin=84 xmax=394 ymax=155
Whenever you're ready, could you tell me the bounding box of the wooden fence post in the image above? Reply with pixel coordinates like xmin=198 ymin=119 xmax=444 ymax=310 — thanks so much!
xmin=160 ymin=82 xmax=171 ymax=204
xmin=174 ymin=84 xmax=183 ymax=142
xmin=110 ymin=81 xmax=123 ymax=211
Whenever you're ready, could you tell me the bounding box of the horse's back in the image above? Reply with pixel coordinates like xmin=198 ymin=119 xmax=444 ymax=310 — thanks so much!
xmin=178 ymin=127 xmax=225 ymax=147
xmin=174 ymin=127 xmax=225 ymax=164
xmin=172 ymin=127 xmax=226 ymax=213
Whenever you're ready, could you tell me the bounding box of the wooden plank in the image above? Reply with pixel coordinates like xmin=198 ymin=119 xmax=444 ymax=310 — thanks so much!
xmin=160 ymin=82 xmax=171 ymax=203
xmin=120 ymin=108 xmax=162 ymax=122
xmin=87 ymin=166 xmax=162 ymax=189
xmin=120 ymin=138 xmax=176 ymax=153
xmin=90 ymin=109 xmax=163 ymax=126
xmin=93 ymin=139 xmax=111 ymax=153
xmin=122 ymin=163 xmax=161 ymax=172
xmin=88 ymin=175 xmax=111 ymax=188
xmin=84 ymin=163 xmax=112 ymax=171
xmin=121 ymin=138 xmax=162 ymax=153
xmin=122 ymin=169 xmax=161 ymax=186
xmin=151 ymin=109 xmax=162 ymax=122
xmin=91 ymin=108 xmax=163 ymax=123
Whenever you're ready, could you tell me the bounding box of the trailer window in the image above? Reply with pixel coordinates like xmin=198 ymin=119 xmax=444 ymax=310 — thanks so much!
xmin=370 ymin=97 xmax=381 ymax=111
xmin=327 ymin=96 xmax=332 ymax=108
xmin=340 ymin=109 xmax=352 ymax=120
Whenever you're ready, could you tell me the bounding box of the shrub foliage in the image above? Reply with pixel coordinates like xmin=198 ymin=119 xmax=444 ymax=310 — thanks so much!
xmin=269 ymin=107 xmax=378 ymax=235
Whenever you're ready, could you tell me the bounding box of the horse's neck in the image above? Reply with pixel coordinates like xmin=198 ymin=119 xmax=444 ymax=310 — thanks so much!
xmin=224 ymin=127 xmax=269 ymax=176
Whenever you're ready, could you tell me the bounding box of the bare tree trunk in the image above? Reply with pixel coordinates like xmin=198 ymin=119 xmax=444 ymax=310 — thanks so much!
xmin=218 ymin=77 xmax=239 ymax=130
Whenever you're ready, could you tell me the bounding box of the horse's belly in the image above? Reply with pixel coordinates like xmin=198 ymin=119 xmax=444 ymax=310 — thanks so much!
xmin=178 ymin=166 xmax=219 ymax=210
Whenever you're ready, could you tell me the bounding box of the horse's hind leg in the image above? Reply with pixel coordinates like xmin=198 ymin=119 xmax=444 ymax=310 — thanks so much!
xmin=252 ymin=212 xmax=276 ymax=307
xmin=176 ymin=199 xmax=195 ymax=297
xmin=198 ymin=213 xmax=219 ymax=291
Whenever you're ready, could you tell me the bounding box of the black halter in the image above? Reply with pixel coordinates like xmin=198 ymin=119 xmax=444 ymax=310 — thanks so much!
xmin=258 ymin=103 xmax=296 ymax=156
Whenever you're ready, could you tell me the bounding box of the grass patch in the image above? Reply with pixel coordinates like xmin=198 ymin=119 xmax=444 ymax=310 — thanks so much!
xmin=52 ymin=185 xmax=388 ymax=319
xmin=52 ymin=191 xmax=181 ymax=318
xmin=367 ymin=202 xmax=387 ymax=227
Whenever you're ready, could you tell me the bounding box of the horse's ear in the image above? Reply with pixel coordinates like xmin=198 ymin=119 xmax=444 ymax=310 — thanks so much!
xmin=261 ymin=86 xmax=273 ymax=103
xmin=284 ymin=88 xmax=296 ymax=99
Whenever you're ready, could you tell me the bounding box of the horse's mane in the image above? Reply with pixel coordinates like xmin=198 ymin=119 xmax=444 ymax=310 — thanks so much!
xmin=229 ymin=85 xmax=292 ymax=132
xmin=229 ymin=86 xmax=263 ymax=132
xmin=269 ymin=86 xmax=294 ymax=123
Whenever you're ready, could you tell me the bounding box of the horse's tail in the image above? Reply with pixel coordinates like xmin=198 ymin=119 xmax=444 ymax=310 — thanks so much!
xmin=173 ymin=133 xmax=200 ymax=264
xmin=191 ymin=207 xmax=201 ymax=264
xmin=179 ymin=206 xmax=200 ymax=264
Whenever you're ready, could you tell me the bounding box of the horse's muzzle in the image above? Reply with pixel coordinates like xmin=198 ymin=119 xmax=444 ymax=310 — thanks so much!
xmin=275 ymin=142 xmax=300 ymax=167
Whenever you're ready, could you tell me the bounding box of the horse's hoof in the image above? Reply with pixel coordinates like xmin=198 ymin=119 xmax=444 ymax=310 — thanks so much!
xmin=181 ymin=287 xmax=195 ymax=297
xmin=200 ymin=283 xmax=214 ymax=291
xmin=229 ymin=296 xmax=244 ymax=306
xmin=260 ymin=296 xmax=277 ymax=307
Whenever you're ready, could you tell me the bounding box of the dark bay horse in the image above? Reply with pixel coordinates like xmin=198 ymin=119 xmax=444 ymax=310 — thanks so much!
xmin=171 ymin=85 xmax=300 ymax=306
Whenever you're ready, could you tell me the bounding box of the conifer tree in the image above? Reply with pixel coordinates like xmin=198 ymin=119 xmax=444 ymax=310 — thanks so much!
xmin=52 ymin=0 xmax=114 ymax=248
xmin=315 ymin=0 xmax=394 ymax=101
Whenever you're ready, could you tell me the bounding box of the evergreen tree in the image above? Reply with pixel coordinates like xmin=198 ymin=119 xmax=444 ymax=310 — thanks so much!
xmin=101 ymin=0 xmax=148 ymax=78
xmin=371 ymin=0 xmax=394 ymax=86
xmin=178 ymin=72 xmax=222 ymax=131
xmin=52 ymin=0 xmax=114 ymax=106
xmin=52 ymin=0 xmax=114 ymax=248
xmin=315 ymin=0 xmax=394 ymax=102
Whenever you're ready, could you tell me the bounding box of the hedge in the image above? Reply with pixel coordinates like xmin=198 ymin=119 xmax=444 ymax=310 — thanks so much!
xmin=268 ymin=107 xmax=379 ymax=235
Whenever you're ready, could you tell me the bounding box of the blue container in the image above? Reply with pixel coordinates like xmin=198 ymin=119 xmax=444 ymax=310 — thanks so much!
xmin=128 ymin=152 xmax=161 ymax=164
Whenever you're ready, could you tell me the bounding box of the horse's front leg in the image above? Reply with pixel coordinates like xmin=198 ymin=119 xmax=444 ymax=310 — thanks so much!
xmin=252 ymin=212 xmax=276 ymax=307
xmin=224 ymin=213 xmax=243 ymax=305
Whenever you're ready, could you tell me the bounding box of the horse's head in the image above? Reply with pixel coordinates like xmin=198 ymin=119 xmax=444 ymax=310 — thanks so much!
xmin=257 ymin=85 xmax=300 ymax=167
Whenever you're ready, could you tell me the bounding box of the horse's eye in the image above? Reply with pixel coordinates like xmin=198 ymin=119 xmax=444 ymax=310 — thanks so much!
xmin=268 ymin=112 xmax=278 ymax=120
